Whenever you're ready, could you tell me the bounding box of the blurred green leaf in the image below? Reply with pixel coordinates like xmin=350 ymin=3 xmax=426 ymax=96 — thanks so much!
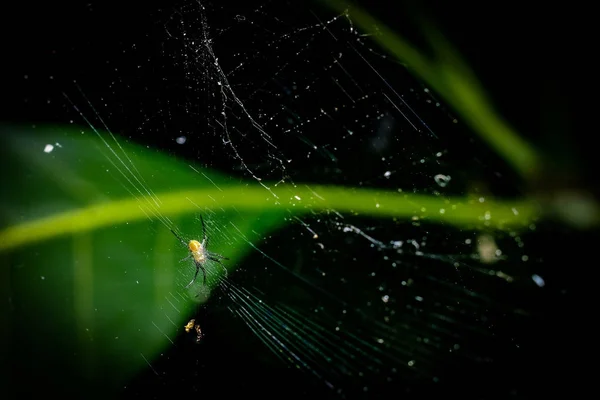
xmin=0 ymin=125 xmax=539 ymax=393
xmin=1 ymin=125 xmax=289 ymax=392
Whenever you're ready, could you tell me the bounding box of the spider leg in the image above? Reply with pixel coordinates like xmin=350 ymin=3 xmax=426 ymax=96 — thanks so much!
xmin=199 ymin=214 xmax=208 ymax=246
xmin=208 ymin=256 xmax=228 ymax=277
xmin=170 ymin=229 xmax=187 ymax=246
xmin=208 ymin=251 xmax=229 ymax=260
xmin=180 ymin=255 xmax=192 ymax=263
xmin=185 ymin=260 xmax=207 ymax=288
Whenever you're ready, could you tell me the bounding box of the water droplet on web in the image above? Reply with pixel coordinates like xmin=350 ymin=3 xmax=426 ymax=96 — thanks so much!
xmin=434 ymin=174 xmax=451 ymax=187
xmin=532 ymin=274 xmax=545 ymax=287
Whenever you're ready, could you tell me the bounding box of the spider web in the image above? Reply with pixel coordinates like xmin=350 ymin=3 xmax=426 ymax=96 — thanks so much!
xmin=56 ymin=0 xmax=544 ymax=397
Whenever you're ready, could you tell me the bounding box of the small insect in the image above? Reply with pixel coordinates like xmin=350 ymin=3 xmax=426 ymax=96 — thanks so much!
xmin=184 ymin=319 xmax=196 ymax=333
xmin=171 ymin=215 xmax=229 ymax=288
xmin=184 ymin=319 xmax=203 ymax=344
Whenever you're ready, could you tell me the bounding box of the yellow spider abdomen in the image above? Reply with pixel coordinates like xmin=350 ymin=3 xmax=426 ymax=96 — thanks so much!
xmin=188 ymin=240 xmax=201 ymax=252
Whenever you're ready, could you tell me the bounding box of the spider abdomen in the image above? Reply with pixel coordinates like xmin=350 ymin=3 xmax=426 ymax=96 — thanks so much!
xmin=192 ymin=251 xmax=206 ymax=263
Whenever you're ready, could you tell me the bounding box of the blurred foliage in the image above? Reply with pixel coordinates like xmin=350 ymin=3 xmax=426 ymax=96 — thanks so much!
xmin=322 ymin=0 xmax=599 ymax=229
xmin=1 ymin=125 xmax=538 ymax=391
xmin=323 ymin=0 xmax=541 ymax=180
xmin=1 ymin=126 xmax=287 ymax=390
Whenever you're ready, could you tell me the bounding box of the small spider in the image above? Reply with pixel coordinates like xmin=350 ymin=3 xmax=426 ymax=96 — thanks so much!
xmin=171 ymin=215 xmax=229 ymax=288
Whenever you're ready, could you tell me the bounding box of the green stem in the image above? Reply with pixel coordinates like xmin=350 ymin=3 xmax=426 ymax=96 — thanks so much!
xmin=0 ymin=184 xmax=539 ymax=253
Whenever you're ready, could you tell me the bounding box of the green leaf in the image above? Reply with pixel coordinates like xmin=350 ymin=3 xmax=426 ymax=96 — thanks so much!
xmin=0 ymin=125 xmax=539 ymax=393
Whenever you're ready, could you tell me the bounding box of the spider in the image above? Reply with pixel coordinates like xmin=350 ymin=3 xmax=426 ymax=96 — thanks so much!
xmin=171 ymin=215 xmax=229 ymax=288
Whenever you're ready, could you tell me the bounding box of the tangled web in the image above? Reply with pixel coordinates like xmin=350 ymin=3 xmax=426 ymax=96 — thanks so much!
xmin=64 ymin=0 xmax=544 ymax=397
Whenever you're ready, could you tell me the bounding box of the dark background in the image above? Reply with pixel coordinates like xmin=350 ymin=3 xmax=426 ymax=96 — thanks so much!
xmin=3 ymin=0 xmax=593 ymax=398
xmin=4 ymin=0 xmax=593 ymax=185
